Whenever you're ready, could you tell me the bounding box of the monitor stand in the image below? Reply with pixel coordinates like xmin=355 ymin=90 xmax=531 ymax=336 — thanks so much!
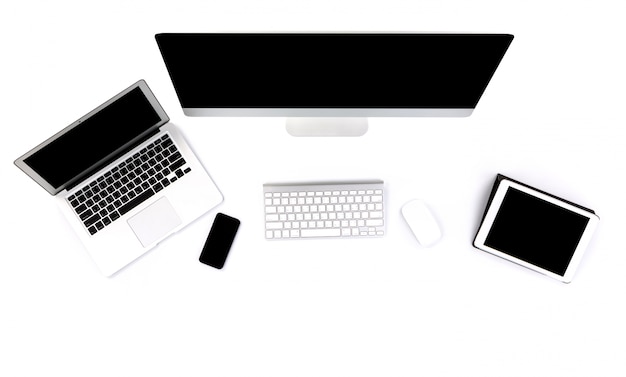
xmin=286 ymin=117 xmax=368 ymax=137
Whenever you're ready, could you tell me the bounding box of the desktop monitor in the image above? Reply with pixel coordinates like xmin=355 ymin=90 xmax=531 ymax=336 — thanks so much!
xmin=155 ymin=33 xmax=513 ymax=136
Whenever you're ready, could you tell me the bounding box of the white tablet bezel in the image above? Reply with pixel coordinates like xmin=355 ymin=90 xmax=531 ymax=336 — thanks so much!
xmin=474 ymin=179 xmax=599 ymax=283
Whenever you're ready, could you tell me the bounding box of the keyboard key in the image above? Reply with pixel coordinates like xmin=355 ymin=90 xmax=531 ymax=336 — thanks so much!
xmin=168 ymin=151 xmax=182 ymax=163
xmin=301 ymin=228 xmax=341 ymax=237
xmin=119 ymin=188 xmax=154 ymax=216
xmin=170 ymin=157 xmax=186 ymax=171
xmin=84 ymin=213 xmax=101 ymax=227
xmin=79 ymin=209 xmax=93 ymax=221
xmin=366 ymin=219 xmax=384 ymax=227
xmin=266 ymin=222 xmax=283 ymax=230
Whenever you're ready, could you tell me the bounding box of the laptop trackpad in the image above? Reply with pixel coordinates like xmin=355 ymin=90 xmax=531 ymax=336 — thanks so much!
xmin=128 ymin=197 xmax=182 ymax=247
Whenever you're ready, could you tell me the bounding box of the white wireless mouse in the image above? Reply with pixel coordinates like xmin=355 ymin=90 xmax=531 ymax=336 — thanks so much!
xmin=401 ymin=199 xmax=442 ymax=247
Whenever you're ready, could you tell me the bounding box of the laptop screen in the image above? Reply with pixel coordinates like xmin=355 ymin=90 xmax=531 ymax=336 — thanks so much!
xmin=23 ymin=86 xmax=162 ymax=190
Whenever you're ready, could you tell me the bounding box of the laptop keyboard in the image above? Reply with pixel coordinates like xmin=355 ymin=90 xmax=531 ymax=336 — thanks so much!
xmin=67 ymin=133 xmax=190 ymax=236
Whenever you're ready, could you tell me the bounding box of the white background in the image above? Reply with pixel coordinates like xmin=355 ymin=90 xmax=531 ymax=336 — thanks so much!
xmin=2 ymin=1 xmax=625 ymax=376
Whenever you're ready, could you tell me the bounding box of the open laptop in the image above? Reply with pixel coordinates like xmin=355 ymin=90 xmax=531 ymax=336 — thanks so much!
xmin=14 ymin=80 xmax=223 ymax=276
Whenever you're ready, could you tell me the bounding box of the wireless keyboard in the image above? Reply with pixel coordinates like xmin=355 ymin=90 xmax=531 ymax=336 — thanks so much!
xmin=263 ymin=180 xmax=385 ymax=239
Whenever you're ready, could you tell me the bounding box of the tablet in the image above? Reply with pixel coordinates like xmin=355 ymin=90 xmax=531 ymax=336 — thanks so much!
xmin=473 ymin=176 xmax=599 ymax=283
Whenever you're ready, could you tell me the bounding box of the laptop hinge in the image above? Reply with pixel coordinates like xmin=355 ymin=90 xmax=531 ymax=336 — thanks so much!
xmin=65 ymin=128 xmax=161 ymax=192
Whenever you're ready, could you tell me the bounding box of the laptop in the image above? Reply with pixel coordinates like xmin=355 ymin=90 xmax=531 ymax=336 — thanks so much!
xmin=14 ymin=80 xmax=223 ymax=276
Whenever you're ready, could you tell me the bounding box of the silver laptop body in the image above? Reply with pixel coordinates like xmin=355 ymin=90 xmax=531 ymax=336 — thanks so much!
xmin=15 ymin=80 xmax=223 ymax=276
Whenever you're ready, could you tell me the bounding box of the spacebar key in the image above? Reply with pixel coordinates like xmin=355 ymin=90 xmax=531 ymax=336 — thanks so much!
xmin=119 ymin=189 xmax=155 ymax=216
xmin=301 ymin=229 xmax=341 ymax=237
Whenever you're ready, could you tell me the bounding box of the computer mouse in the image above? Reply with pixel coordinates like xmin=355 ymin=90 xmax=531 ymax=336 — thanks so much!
xmin=401 ymin=199 xmax=442 ymax=247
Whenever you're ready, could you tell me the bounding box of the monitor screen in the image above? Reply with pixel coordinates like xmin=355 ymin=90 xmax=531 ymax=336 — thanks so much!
xmin=155 ymin=33 xmax=513 ymax=135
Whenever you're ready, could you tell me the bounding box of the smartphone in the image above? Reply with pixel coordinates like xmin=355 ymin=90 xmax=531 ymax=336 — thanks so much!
xmin=199 ymin=213 xmax=240 ymax=269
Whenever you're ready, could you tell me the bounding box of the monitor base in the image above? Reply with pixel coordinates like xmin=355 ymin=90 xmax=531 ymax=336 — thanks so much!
xmin=286 ymin=117 xmax=368 ymax=137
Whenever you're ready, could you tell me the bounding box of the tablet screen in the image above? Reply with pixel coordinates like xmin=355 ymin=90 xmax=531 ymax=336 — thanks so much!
xmin=484 ymin=187 xmax=590 ymax=276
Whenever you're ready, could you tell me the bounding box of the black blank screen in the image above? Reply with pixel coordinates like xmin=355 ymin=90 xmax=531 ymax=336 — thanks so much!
xmin=24 ymin=87 xmax=161 ymax=189
xmin=156 ymin=33 xmax=513 ymax=109
xmin=484 ymin=187 xmax=589 ymax=276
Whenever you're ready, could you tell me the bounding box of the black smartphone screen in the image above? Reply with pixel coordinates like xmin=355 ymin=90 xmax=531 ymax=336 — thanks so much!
xmin=199 ymin=213 xmax=240 ymax=269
